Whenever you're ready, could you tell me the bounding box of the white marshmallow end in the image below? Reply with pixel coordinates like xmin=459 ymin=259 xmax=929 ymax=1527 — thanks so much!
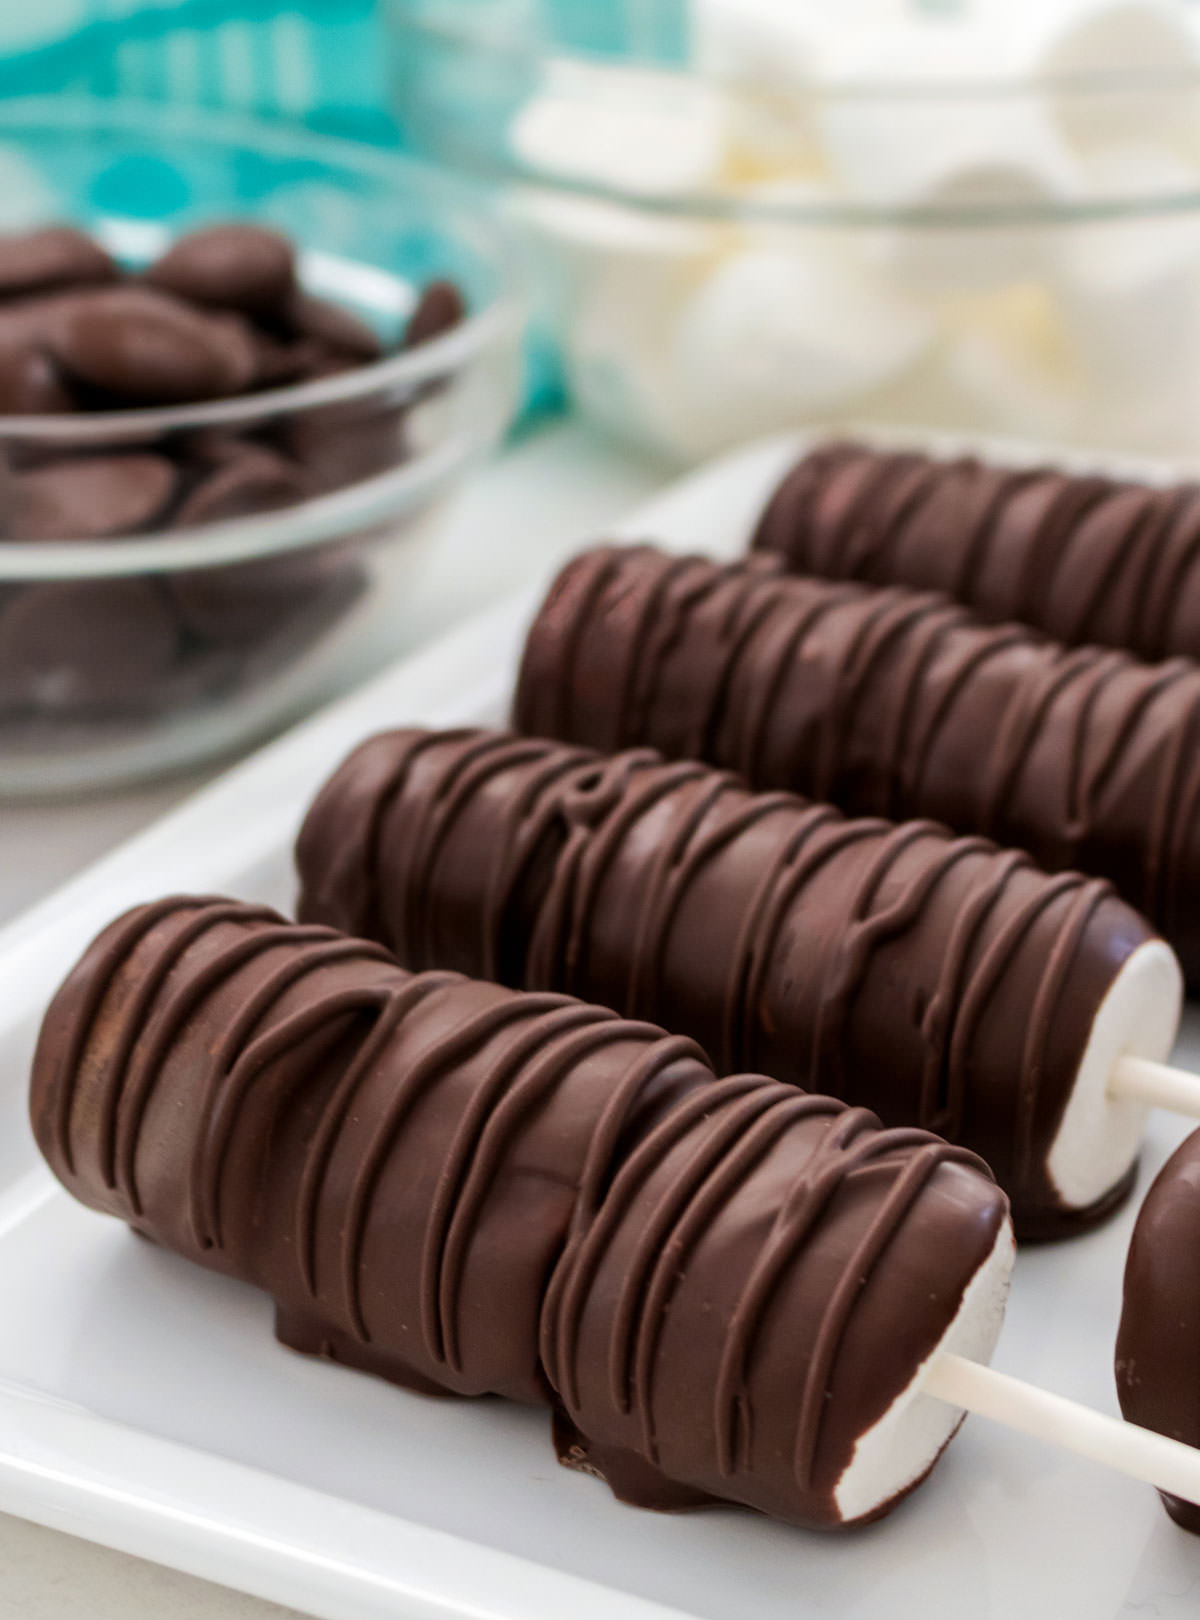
xmin=1046 ymin=939 xmax=1183 ymax=1211
xmin=509 ymin=62 xmax=729 ymax=199
xmin=835 ymin=1221 xmax=1015 ymax=1524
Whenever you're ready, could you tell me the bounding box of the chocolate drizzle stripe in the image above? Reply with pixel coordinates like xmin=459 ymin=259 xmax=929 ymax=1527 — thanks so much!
xmin=117 ymin=922 xmax=346 ymax=1218
xmin=339 ymin=991 xmax=574 ymax=1340
xmin=514 ymin=546 xmax=1195 ymax=986
xmin=1014 ymin=879 xmax=1109 ymax=1179
xmin=369 ymin=730 xmax=477 ymax=954
xmin=429 ymin=1006 xmax=633 ymax=1372
xmin=298 ymin=721 xmax=1157 ymax=1231
xmin=812 ymin=823 xmax=986 ymax=1101
xmin=195 ymin=977 xmax=399 ymax=1254
xmin=48 ymin=896 xmax=203 ymax=1178
xmin=606 ymin=1085 xmax=786 ymax=1424
xmin=751 ymin=443 xmax=1200 ymax=671
xmin=791 ymin=1140 xmax=954 ymax=1484
xmin=922 ymin=846 xmax=1031 ymax=1136
xmin=946 ymin=869 xmax=1093 ymax=1146
xmin=631 ymin=1090 xmax=835 ymax=1464
xmin=104 ymin=903 xmax=286 ymax=1201
xmin=32 ymin=896 xmax=1014 ymax=1530
xmin=721 ymin=801 xmax=845 ymax=1074
xmin=534 ymin=1034 xmax=708 ymax=1385
xmin=543 ymin=1074 xmax=767 ymax=1409
xmin=978 ymin=645 xmax=1104 ymax=839
xmin=293 ymin=972 xmax=460 ymax=1296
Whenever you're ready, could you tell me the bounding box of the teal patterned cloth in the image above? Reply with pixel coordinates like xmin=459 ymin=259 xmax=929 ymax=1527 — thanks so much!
xmin=0 ymin=1 xmax=688 ymax=416
xmin=0 ymin=2 xmax=687 ymax=146
xmin=0 ymin=2 xmax=395 ymax=144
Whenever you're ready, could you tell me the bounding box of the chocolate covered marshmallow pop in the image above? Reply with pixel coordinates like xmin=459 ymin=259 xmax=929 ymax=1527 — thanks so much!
xmin=751 ymin=440 xmax=1200 ymax=666
xmin=296 ymin=727 xmax=1181 ymax=1239
xmin=515 ymin=544 xmax=1200 ymax=985
xmin=31 ymin=898 xmax=1200 ymax=1530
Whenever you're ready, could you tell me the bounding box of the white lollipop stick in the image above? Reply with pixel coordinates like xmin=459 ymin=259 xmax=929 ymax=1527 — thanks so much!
xmin=925 ymin=1352 xmax=1200 ymax=1508
xmin=1109 ymin=1054 xmax=1200 ymax=1118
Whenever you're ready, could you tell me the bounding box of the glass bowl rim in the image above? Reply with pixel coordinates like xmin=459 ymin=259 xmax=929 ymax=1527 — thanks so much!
xmin=386 ymin=5 xmax=1200 ymax=226
xmin=0 ymin=98 xmax=524 ymax=575
xmin=386 ymin=0 xmax=1200 ymax=103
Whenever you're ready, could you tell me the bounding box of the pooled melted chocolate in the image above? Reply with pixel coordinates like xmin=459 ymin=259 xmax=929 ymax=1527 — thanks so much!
xmin=514 ymin=545 xmax=1200 ymax=983
xmin=752 ymin=441 xmax=1200 ymax=666
xmin=297 ymin=728 xmax=1154 ymax=1237
xmin=30 ymin=896 xmax=1008 ymax=1530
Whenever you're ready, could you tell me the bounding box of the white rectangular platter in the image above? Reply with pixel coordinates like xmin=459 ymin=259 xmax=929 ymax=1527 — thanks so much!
xmin=1 ymin=431 xmax=1199 ymax=1620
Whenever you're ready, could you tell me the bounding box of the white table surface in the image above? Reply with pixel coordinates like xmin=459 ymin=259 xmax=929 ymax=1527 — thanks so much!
xmin=0 ymin=418 xmax=666 ymax=1620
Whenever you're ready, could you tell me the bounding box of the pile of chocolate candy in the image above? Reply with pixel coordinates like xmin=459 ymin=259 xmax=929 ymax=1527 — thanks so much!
xmin=0 ymin=222 xmax=463 ymax=729
xmin=0 ymin=222 xmax=462 ymax=536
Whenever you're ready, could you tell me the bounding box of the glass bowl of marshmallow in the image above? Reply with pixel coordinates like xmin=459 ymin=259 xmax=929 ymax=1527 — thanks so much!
xmin=388 ymin=0 xmax=1200 ymax=463
xmin=0 ymin=100 xmax=521 ymax=795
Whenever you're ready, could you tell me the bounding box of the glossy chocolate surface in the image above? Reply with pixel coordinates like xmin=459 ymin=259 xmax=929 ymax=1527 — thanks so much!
xmin=30 ymin=896 xmax=1007 ymax=1530
xmin=0 ymin=222 xmax=468 ymax=736
xmin=1117 ymin=1128 xmax=1200 ymax=1533
xmin=0 ymin=220 xmax=465 ymax=538
xmin=752 ymin=441 xmax=1200 ymax=666
xmin=297 ymin=728 xmax=1152 ymax=1237
xmin=515 ymin=545 xmax=1200 ymax=983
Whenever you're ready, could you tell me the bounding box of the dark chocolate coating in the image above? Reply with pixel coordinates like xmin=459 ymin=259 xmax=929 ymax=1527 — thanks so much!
xmin=543 ymin=1072 xmax=1004 ymax=1526
xmin=0 ymin=578 xmax=180 ymax=713
xmin=297 ymin=728 xmax=1154 ymax=1237
xmin=0 ymin=225 xmax=464 ymax=545
xmin=0 ymin=226 xmax=117 ymax=299
xmin=30 ymin=896 xmax=1008 ymax=1531
xmin=405 ymin=280 xmax=465 ymax=349
xmin=52 ymin=286 xmax=258 ymax=405
xmin=0 ymin=343 xmax=75 ymax=414
xmin=752 ymin=441 xmax=1200 ymax=666
xmin=279 ymin=394 xmax=405 ymax=494
xmin=1116 ymin=1128 xmax=1200 ymax=1533
xmin=283 ymin=290 xmax=383 ymax=362
xmin=168 ymin=549 xmax=348 ymax=645
xmin=144 ymin=224 xmax=296 ymax=317
xmin=515 ymin=546 xmax=1200 ymax=984
xmin=169 ymin=442 xmax=304 ymax=529
xmin=11 ymin=452 xmax=177 ymax=539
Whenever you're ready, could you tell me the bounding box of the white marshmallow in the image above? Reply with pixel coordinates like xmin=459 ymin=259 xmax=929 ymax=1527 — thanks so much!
xmin=506 ymin=186 xmax=727 ymax=459
xmin=907 ymin=285 xmax=1080 ymax=440
xmin=563 ymin=268 xmax=704 ymax=462
xmin=508 ymin=60 xmax=730 ymax=198
xmin=836 ymin=1221 xmax=1014 ymax=1525
xmin=669 ymin=244 xmax=935 ymax=450
xmin=506 ymin=186 xmax=724 ymax=324
xmin=691 ymin=0 xmax=913 ymax=85
xmin=988 ymin=0 xmax=1200 ymax=152
xmin=941 ymin=326 xmax=1079 ymax=441
xmin=689 ymin=0 xmax=826 ymax=175
xmin=814 ymin=21 xmax=1077 ymax=293
xmin=869 ymin=327 xmax=1081 ymax=444
xmin=1046 ymin=939 xmax=1182 ymax=1211
xmin=690 ymin=0 xmax=821 ymax=90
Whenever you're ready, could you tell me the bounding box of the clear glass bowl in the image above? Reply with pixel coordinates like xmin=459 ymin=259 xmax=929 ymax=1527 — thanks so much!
xmin=385 ymin=0 xmax=1200 ymax=465
xmin=0 ymin=100 xmax=522 ymax=795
